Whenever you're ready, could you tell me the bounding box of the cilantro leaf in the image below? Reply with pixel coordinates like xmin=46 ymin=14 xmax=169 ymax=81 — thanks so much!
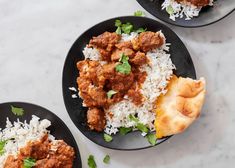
xmin=134 ymin=10 xmax=145 ymax=17
xmin=88 ymin=155 xmax=97 ymax=168
xmin=166 ymin=5 xmax=174 ymax=15
xmin=115 ymin=19 xmax=122 ymax=27
xmin=136 ymin=27 xmax=147 ymax=33
xmin=11 ymin=105 xmax=24 ymax=116
xmin=146 ymin=133 xmax=157 ymax=146
xmin=136 ymin=123 xmax=149 ymax=133
xmin=116 ymin=26 xmax=122 ymax=34
xmin=104 ymin=133 xmax=113 ymax=142
xmin=128 ymin=114 xmax=139 ymax=123
xmin=103 ymin=154 xmax=110 ymax=164
xmin=115 ymin=54 xmax=131 ymax=75
xmin=115 ymin=20 xmax=122 ymax=34
xmin=119 ymin=53 xmax=129 ymax=62
xmin=23 ymin=158 xmax=36 ymax=168
xmin=119 ymin=127 xmax=132 ymax=135
xmin=0 ymin=140 xmax=7 ymax=155
xmin=121 ymin=22 xmax=134 ymax=34
xmin=107 ymin=90 xmax=117 ymax=99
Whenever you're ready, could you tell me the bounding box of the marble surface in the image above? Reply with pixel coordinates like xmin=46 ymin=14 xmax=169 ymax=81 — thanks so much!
xmin=0 ymin=0 xmax=234 ymax=167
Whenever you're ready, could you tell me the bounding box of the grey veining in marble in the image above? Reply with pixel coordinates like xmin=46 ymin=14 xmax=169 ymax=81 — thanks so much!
xmin=0 ymin=0 xmax=234 ymax=168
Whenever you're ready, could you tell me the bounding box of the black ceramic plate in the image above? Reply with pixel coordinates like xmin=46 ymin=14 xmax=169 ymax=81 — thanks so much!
xmin=136 ymin=0 xmax=235 ymax=27
xmin=62 ymin=16 xmax=196 ymax=150
xmin=0 ymin=102 xmax=82 ymax=168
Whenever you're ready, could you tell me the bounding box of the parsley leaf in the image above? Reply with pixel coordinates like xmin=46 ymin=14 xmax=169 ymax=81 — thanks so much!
xmin=104 ymin=133 xmax=113 ymax=142
xmin=103 ymin=154 xmax=110 ymax=164
xmin=23 ymin=158 xmax=36 ymax=168
xmin=11 ymin=105 xmax=24 ymax=116
xmin=128 ymin=114 xmax=139 ymax=123
xmin=146 ymin=133 xmax=157 ymax=146
xmin=121 ymin=22 xmax=134 ymax=34
xmin=0 ymin=140 xmax=7 ymax=155
xmin=115 ymin=54 xmax=131 ymax=75
xmin=88 ymin=155 xmax=97 ymax=168
xmin=136 ymin=27 xmax=147 ymax=33
xmin=119 ymin=127 xmax=132 ymax=135
xmin=166 ymin=5 xmax=174 ymax=15
xmin=134 ymin=10 xmax=145 ymax=17
xmin=136 ymin=123 xmax=149 ymax=133
xmin=107 ymin=90 xmax=117 ymax=99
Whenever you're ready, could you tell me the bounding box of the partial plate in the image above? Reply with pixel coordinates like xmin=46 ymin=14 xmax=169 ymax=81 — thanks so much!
xmin=62 ymin=16 xmax=196 ymax=150
xmin=136 ymin=0 xmax=235 ymax=27
xmin=0 ymin=102 xmax=82 ymax=168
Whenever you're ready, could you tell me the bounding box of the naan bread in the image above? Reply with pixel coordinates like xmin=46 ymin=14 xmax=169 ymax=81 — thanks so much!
xmin=155 ymin=75 xmax=206 ymax=138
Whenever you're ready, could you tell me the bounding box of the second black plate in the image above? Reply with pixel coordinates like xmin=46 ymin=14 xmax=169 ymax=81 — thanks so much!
xmin=0 ymin=102 xmax=82 ymax=167
xmin=136 ymin=0 xmax=235 ymax=27
xmin=62 ymin=16 xmax=196 ymax=150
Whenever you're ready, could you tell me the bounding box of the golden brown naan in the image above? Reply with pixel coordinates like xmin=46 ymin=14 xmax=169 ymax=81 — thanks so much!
xmin=155 ymin=75 xmax=206 ymax=138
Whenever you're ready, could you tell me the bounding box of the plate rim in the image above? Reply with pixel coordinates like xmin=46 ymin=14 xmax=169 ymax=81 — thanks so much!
xmin=62 ymin=16 xmax=196 ymax=150
xmin=0 ymin=101 xmax=82 ymax=168
xmin=136 ymin=0 xmax=235 ymax=28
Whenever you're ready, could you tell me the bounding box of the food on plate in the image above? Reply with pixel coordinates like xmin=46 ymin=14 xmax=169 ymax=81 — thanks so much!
xmin=155 ymin=75 xmax=206 ymax=138
xmin=0 ymin=115 xmax=75 ymax=168
xmin=162 ymin=0 xmax=214 ymax=21
xmin=75 ymin=20 xmax=206 ymax=142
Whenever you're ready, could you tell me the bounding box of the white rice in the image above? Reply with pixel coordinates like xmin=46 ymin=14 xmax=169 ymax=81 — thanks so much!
xmin=82 ymin=31 xmax=176 ymax=135
xmin=162 ymin=0 xmax=213 ymax=21
xmin=0 ymin=115 xmax=54 ymax=167
xmin=83 ymin=47 xmax=101 ymax=61
xmin=121 ymin=32 xmax=138 ymax=42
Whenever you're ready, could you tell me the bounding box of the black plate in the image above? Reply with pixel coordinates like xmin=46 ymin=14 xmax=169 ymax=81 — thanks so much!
xmin=136 ymin=0 xmax=235 ymax=27
xmin=0 ymin=102 xmax=82 ymax=168
xmin=62 ymin=16 xmax=196 ymax=150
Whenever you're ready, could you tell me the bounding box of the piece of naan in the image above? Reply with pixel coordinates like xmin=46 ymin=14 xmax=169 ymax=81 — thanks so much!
xmin=155 ymin=75 xmax=206 ymax=138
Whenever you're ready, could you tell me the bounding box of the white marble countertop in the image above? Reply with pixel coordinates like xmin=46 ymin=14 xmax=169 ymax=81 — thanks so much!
xmin=0 ymin=0 xmax=235 ymax=167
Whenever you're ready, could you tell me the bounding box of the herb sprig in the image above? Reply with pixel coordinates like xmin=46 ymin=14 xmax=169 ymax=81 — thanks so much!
xmin=115 ymin=20 xmax=146 ymax=35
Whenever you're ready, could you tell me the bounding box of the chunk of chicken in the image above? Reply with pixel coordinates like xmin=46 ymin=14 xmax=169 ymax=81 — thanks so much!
xmin=87 ymin=108 xmax=106 ymax=131
xmin=89 ymin=32 xmax=121 ymax=61
xmin=132 ymin=31 xmax=164 ymax=52
xmin=111 ymin=48 xmax=135 ymax=61
xmin=130 ymin=51 xmax=149 ymax=66
xmin=175 ymin=0 xmax=210 ymax=7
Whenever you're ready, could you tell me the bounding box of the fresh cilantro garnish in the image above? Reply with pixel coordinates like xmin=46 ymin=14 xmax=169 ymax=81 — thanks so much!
xmin=116 ymin=26 xmax=122 ymax=34
xmin=121 ymin=22 xmax=134 ymax=34
xmin=107 ymin=90 xmax=117 ymax=99
xmin=103 ymin=154 xmax=110 ymax=164
xmin=136 ymin=123 xmax=148 ymax=133
xmin=134 ymin=10 xmax=145 ymax=17
xmin=146 ymin=133 xmax=157 ymax=146
xmin=23 ymin=158 xmax=36 ymax=168
xmin=166 ymin=5 xmax=174 ymax=15
xmin=115 ymin=19 xmax=145 ymax=35
xmin=88 ymin=155 xmax=97 ymax=168
xmin=128 ymin=114 xmax=139 ymax=123
xmin=119 ymin=127 xmax=132 ymax=135
xmin=0 ymin=140 xmax=7 ymax=155
xmin=136 ymin=27 xmax=147 ymax=33
xmin=128 ymin=114 xmax=148 ymax=133
xmin=115 ymin=19 xmax=122 ymax=27
xmin=115 ymin=19 xmax=122 ymax=34
xmin=115 ymin=53 xmax=131 ymax=75
xmin=104 ymin=133 xmax=113 ymax=142
xmin=11 ymin=105 xmax=24 ymax=116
